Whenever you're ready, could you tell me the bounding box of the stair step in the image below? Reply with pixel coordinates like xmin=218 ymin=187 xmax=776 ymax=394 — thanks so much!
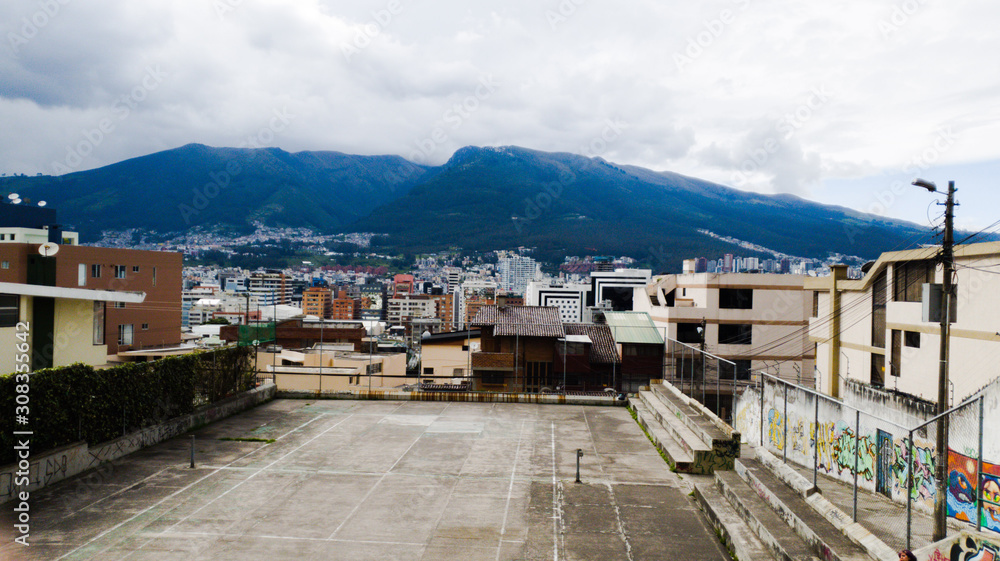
xmin=694 ymin=480 xmax=780 ymax=561
xmin=716 ymin=470 xmax=823 ymax=561
xmin=737 ymin=459 xmax=875 ymax=561
xmin=630 ymin=400 xmax=694 ymax=472
xmin=638 ymin=390 xmax=712 ymax=457
xmin=652 ymin=383 xmax=731 ymax=444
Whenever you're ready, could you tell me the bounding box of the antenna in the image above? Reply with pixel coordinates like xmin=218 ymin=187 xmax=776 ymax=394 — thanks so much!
xmin=37 ymin=201 xmax=46 ymax=207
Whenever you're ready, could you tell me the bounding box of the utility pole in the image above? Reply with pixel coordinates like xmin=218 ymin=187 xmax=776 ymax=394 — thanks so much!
xmin=934 ymin=180 xmax=956 ymax=541
xmin=914 ymin=178 xmax=956 ymax=542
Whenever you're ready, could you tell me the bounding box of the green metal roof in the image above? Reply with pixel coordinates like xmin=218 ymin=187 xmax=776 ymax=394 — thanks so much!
xmin=603 ymin=312 xmax=663 ymax=345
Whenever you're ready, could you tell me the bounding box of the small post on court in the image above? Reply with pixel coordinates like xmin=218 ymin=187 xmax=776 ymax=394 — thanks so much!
xmin=190 ymin=435 xmax=195 ymax=468
xmin=575 ymin=449 xmax=583 ymax=483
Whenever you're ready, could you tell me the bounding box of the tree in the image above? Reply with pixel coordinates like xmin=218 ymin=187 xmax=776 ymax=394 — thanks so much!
xmin=205 ymin=317 xmax=231 ymax=325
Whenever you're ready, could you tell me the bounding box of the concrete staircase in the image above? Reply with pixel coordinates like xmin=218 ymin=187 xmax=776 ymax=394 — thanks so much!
xmin=629 ymin=380 xmax=740 ymax=474
xmin=694 ymin=450 xmax=896 ymax=561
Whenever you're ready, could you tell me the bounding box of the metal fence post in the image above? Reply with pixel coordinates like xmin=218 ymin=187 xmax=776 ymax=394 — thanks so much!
xmin=715 ymin=357 xmax=720 ymax=418
xmin=907 ymin=428 xmax=914 ymax=552
xmin=783 ymin=382 xmax=788 ymax=464
xmin=760 ymin=376 xmax=765 ymax=450
xmin=977 ymin=395 xmax=985 ymax=532
xmin=853 ymin=410 xmax=860 ymax=522
xmin=813 ymin=395 xmax=819 ymax=489
xmin=701 ymin=350 xmax=706 ymax=407
xmin=689 ymin=347 xmax=694 ymax=398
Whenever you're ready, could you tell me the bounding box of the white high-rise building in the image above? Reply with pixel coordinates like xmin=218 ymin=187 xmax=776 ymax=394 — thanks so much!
xmin=498 ymin=256 xmax=539 ymax=295
xmin=525 ymin=281 xmax=590 ymax=323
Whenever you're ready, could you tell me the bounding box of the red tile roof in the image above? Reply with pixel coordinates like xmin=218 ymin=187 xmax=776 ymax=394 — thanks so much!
xmin=471 ymin=305 xmax=565 ymax=337
xmin=565 ymin=323 xmax=620 ymax=364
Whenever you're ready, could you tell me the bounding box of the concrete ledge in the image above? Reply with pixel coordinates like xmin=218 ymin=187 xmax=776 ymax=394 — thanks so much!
xmin=694 ymin=480 xmax=778 ymax=561
xmin=656 ymin=380 xmax=740 ymax=441
xmin=914 ymin=529 xmax=1000 ymax=561
xmin=1 ymin=383 xmax=276 ymax=504
xmin=276 ymin=388 xmax=626 ymax=406
xmin=744 ymin=451 xmax=894 ymax=561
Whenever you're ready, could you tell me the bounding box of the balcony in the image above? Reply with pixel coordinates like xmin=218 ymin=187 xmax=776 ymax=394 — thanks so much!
xmin=471 ymin=352 xmax=514 ymax=370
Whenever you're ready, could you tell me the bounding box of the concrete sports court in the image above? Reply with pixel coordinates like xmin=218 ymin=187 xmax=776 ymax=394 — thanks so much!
xmin=1 ymin=399 xmax=732 ymax=560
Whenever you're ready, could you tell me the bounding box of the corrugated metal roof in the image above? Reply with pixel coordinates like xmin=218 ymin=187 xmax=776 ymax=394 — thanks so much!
xmin=471 ymin=305 xmax=565 ymax=338
xmin=603 ymin=312 xmax=663 ymax=345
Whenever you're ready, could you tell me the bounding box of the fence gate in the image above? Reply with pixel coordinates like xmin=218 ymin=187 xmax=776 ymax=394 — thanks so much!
xmin=876 ymin=429 xmax=893 ymax=498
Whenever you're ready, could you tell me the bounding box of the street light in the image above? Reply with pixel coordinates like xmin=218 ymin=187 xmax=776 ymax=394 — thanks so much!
xmin=912 ymin=177 xmax=956 ymax=542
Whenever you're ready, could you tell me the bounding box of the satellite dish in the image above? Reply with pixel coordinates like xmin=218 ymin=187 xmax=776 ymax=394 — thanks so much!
xmin=7 ymin=193 xmax=18 ymax=200
xmin=11 ymin=198 xmax=21 ymax=205
xmin=37 ymin=201 xmax=46 ymax=207
xmin=38 ymin=242 xmax=59 ymax=256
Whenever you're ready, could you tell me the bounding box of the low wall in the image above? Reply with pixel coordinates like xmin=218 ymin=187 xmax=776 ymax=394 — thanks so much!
xmin=277 ymin=388 xmax=626 ymax=406
xmin=1 ymin=383 xmax=275 ymax=504
xmin=915 ymin=529 xmax=999 ymax=561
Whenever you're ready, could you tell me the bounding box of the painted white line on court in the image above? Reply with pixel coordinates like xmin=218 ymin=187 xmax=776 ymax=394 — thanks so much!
xmin=160 ymin=413 xmax=356 ymax=533
xmin=159 ymin=530 xmax=427 ymax=547
xmin=496 ymin=419 xmax=527 ymax=561
xmin=550 ymin=421 xmax=560 ymax=561
xmin=55 ymin=411 xmax=342 ymax=561
xmin=326 ymin=418 xmax=427 ymax=539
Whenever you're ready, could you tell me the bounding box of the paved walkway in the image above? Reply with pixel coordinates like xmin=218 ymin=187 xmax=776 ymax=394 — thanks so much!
xmin=1 ymin=399 xmax=733 ymax=560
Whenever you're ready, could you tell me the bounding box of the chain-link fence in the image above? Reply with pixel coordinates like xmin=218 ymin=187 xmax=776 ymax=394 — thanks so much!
xmin=736 ymin=372 xmax=995 ymax=551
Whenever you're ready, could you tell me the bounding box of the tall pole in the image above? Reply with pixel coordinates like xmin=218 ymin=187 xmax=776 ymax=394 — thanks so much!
xmin=933 ymin=180 xmax=956 ymax=541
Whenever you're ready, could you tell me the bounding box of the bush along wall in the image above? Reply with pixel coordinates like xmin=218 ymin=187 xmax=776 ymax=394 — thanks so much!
xmin=1 ymin=346 xmax=253 ymax=465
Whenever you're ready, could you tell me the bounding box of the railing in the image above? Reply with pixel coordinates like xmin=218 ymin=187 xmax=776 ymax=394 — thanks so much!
xmin=739 ymin=372 xmax=994 ymax=551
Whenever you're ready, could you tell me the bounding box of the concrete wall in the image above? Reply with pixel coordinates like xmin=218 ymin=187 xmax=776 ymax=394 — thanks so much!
xmin=735 ymin=376 xmax=1000 ymax=531
xmin=915 ymin=530 xmax=1000 ymax=561
xmin=421 ymin=338 xmax=478 ymax=380
xmin=53 ymin=298 xmax=106 ymax=367
xmin=1 ymin=383 xmax=276 ymax=504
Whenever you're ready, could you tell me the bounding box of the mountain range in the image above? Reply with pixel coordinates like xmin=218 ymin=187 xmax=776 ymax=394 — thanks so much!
xmin=1 ymin=143 xmax=951 ymax=268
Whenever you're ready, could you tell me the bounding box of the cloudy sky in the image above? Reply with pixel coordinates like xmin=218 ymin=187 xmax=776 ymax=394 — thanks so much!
xmin=2 ymin=0 xmax=999 ymax=231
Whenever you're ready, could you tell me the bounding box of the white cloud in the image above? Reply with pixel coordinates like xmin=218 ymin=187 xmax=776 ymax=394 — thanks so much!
xmin=1 ymin=0 xmax=999 ymax=222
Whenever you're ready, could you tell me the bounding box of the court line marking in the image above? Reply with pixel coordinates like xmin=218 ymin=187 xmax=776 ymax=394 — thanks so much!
xmin=495 ymin=419 xmax=527 ymax=561
xmin=55 ymin=411 xmax=341 ymax=561
xmin=326 ymin=415 xmax=428 ymax=539
xmin=550 ymin=421 xmax=561 ymax=561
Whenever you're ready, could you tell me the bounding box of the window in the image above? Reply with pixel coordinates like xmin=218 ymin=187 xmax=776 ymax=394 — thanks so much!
xmin=132 ymin=266 xmax=140 ymax=273
xmin=0 ymin=234 xmax=4 ymax=240
xmin=872 ymin=269 xmax=887 ymax=348
xmin=562 ymin=342 xmax=585 ymax=355
xmin=2 ymin=261 xmax=9 ymax=269
xmin=812 ymin=292 xmax=819 ymax=318
xmin=624 ymin=344 xmax=659 ymax=356
xmin=718 ymin=324 xmax=752 ymax=345
xmin=93 ymin=302 xmax=105 ymax=345
xmin=91 ymin=264 xmax=101 ymax=278
xmin=890 ymin=330 xmax=902 ymax=378
xmin=366 ymin=362 xmax=382 ymax=374
xmin=0 ymin=294 xmax=18 ymax=327
xmin=871 ymin=354 xmax=885 ymax=387
xmin=452 ymin=368 xmax=464 ymax=375
xmin=904 ymin=331 xmax=920 ymax=348
xmin=482 ymin=371 xmax=505 ymax=385
xmin=114 ymin=302 xmax=126 ymax=309
xmin=719 ymin=288 xmax=753 ymax=309
xmin=423 ymin=367 xmax=434 ymax=375
xmin=893 ymin=260 xmax=933 ymax=303
xmin=9 ymin=234 xmax=14 ymax=241
xmin=720 ymin=359 xmax=752 ymax=381
xmin=118 ymin=324 xmax=134 ymax=345
xmin=152 ymin=267 xmax=157 ymax=286
xmin=78 ymin=263 xmax=86 ymax=286
xmin=141 ymin=323 xmax=149 ymax=330
xmin=676 ymin=322 xmax=704 ymax=344
xmin=114 ymin=265 xmax=126 ymax=279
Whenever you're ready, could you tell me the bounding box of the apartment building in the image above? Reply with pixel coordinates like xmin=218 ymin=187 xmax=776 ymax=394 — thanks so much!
xmin=302 ymin=286 xmax=332 ymax=318
xmin=808 ymin=242 xmax=1000 ymax=402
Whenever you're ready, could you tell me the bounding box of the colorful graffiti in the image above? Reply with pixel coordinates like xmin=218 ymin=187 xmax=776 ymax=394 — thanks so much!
xmin=949 ymin=451 xmax=1000 ymax=533
xmin=924 ymin=533 xmax=999 ymax=561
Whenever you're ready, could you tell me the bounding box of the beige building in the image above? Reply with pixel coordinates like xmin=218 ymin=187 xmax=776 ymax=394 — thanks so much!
xmin=269 ymin=348 xmax=411 ymax=392
xmin=808 ymin=242 xmax=1000 ymax=402
xmin=635 ymin=273 xmax=814 ymax=385
xmin=419 ymin=330 xmax=480 ymax=382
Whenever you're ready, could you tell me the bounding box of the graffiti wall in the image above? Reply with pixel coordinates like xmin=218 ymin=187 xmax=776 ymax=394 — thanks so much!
xmin=734 ymin=381 xmax=996 ymax=521
xmin=919 ymin=531 xmax=999 ymax=561
xmin=949 ymin=451 xmax=1000 ymax=533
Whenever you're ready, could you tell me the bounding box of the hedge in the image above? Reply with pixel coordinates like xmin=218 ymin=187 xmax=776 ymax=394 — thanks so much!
xmin=1 ymin=346 xmax=253 ymax=465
